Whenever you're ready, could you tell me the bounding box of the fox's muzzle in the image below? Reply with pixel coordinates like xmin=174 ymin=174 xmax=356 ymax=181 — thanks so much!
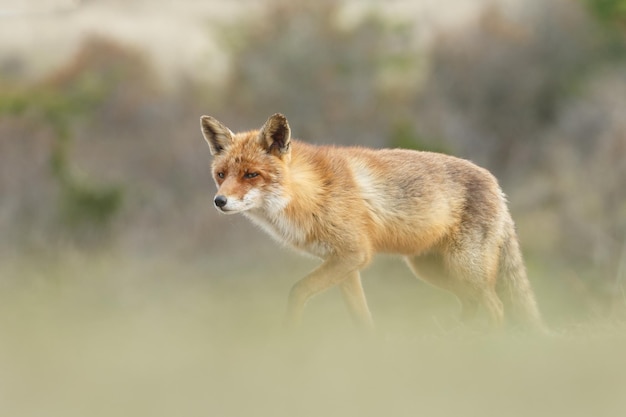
xmin=212 ymin=188 xmax=262 ymax=214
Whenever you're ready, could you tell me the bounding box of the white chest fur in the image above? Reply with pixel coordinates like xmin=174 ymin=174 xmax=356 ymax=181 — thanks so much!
xmin=244 ymin=208 xmax=330 ymax=258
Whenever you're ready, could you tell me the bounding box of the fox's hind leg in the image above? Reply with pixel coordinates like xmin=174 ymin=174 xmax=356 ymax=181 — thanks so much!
xmin=444 ymin=245 xmax=505 ymax=328
xmin=404 ymin=254 xmax=480 ymax=323
xmin=339 ymin=271 xmax=374 ymax=330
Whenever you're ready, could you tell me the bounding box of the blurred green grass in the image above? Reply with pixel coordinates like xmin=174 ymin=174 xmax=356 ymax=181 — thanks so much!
xmin=1 ymin=253 xmax=625 ymax=417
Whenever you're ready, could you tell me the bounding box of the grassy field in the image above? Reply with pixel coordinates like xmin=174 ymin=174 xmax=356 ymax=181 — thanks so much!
xmin=1 ymin=251 xmax=625 ymax=417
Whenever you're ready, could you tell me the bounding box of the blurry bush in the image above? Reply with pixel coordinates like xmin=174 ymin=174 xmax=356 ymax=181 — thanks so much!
xmin=586 ymin=0 xmax=626 ymax=29
xmin=414 ymin=1 xmax=601 ymax=179
xmin=218 ymin=0 xmax=420 ymax=147
xmin=0 ymin=37 xmax=163 ymax=248
xmin=535 ymin=69 xmax=626 ymax=314
xmin=0 ymin=34 xmax=229 ymax=254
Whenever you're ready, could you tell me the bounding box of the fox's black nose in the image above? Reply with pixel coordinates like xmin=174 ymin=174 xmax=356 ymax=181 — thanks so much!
xmin=214 ymin=195 xmax=227 ymax=208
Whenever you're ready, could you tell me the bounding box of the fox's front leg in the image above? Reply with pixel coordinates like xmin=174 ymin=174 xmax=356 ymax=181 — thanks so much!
xmin=339 ymin=271 xmax=374 ymax=330
xmin=286 ymin=253 xmax=369 ymax=329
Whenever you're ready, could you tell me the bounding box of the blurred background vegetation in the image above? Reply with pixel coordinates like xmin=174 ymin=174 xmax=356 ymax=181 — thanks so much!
xmin=1 ymin=1 xmax=626 ymax=416
xmin=2 ymin=0 xmax=624 ymax=321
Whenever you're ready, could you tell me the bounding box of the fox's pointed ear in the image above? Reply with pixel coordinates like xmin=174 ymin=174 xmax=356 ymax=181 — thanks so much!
xmin=258 ymin=113 xmax=291 ymax=156
xmin=200 ymin=116 xmax=234 ymax=155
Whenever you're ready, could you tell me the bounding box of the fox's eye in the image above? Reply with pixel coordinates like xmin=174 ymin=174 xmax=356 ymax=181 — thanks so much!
xmin=244 ymin=172 xmax=259 ymax=179
xmin=217 ymin=172 xmax=225 ymax=179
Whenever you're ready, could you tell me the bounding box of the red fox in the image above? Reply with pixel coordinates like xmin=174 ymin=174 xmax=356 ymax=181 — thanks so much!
xmin=200 ymin=113 xmax=544 ymax=331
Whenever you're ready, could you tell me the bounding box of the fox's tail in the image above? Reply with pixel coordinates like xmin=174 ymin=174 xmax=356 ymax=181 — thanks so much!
xmin=497 ymin=220 xmax=547 ymax=333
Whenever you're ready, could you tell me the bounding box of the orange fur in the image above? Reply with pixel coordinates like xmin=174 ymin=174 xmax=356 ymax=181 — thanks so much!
xmin=200 ymin=113 xmax=545 ymax=331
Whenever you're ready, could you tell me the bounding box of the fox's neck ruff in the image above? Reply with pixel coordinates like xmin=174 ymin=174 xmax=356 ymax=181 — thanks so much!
xmin=244 ymin=199 xmax=310 ymax=255
xmin=243 ymin=159 xmax=333 ymax=257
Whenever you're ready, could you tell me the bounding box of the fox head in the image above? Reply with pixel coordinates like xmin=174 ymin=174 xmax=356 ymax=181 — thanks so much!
xmin=200 ymin=113 xmax=291 ymax=214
